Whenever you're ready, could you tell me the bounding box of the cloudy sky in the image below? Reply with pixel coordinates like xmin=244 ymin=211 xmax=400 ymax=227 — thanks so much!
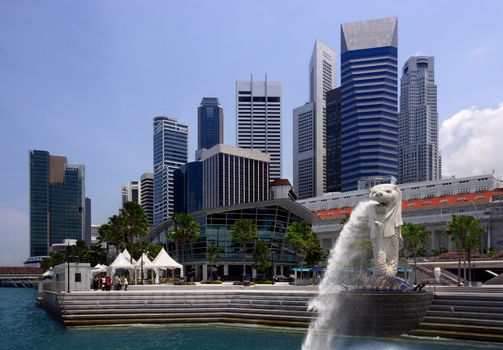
xmin=1 ymin=1 xmax=503 ymax=265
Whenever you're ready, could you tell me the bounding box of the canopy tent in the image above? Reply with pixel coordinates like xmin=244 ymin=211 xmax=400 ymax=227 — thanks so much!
xmin=151 ymin=248 xmax=184 ymax=283
xmin=135 ymin=253 xmax=156 ymax=281
xmin=109 ymin=252 xmax=135 ymax=278
xmin=42 ymin=267 xmax=54 ymax=279
xmin=122 ymin=248 xmax=132 ymax=264
xmin=91 ymin=264 xmax=108 ymax=277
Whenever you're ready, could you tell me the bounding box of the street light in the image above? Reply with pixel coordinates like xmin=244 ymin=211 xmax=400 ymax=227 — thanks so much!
xmin=140 ymin=251 xmax=144 ymax=284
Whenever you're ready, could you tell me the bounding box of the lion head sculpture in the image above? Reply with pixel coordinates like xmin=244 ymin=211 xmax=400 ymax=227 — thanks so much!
xmin=368 ymin=184 xmax=403 ymax=239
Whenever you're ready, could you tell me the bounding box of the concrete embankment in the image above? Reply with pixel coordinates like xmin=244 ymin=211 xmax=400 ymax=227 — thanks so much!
xmin=41 ymin=285 xmax=503 ymax=343
xmin=45 ymin=287 xmax=317 ymax=328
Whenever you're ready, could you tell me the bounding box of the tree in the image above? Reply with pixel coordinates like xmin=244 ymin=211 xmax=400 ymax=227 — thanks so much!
xmin=402 ymin=223 xmax=430 ymax=284
xmin=445 ymin=215 xmax=484 ymax=286
xmin=170 ymin=213 xmax=200 ymax=265
xmin=121 ymin=202 xmax=149 ymax=252
xmin=98 ymin=215 xmax=128 ymax=261
xmin=253 ymin=239 xmax=271 ymax=280
xmin=286 ymin=221 xmax=324 ymax=267
xmin=40 ymin=240 xmax=107 ymax=270
xmin=207 ymin=241 xmax=223 ymax=280
xmin=231 ymin=219 xmax=259 ymax=277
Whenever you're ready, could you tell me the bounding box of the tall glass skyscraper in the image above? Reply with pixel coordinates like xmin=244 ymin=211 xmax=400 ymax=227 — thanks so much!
xmin=236 ymin=76 xmax=282 ymax=180
xmin=29 ymin=150 xmax=85 ymax=258
xmin=326 ymin=87 xmax=342 ymax=193
xmin=198 ymin=97 xmax=223 ymax=151
xmin=399 ymin=56 xmax=441 ymax=183
xmin=293 ymin=40 xmax=336 ymax=199
xmin=340 ymin=17 xmax=399 ymax=191
xmin=153 ymin=116 xmax=188 ymax=226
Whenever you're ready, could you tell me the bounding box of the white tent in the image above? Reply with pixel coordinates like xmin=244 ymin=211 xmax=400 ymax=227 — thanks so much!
xmin=91 ymin=264 xmax=107 ymax=276
xmin=122 ymin=248 xmax=132 ymax=263
xmin=152 ymin=248 xmax=184 ymax=283
xmin=134 ymin=253 xmax=156 ymax=282
xmin=109 ymin=252 xmax=135 ymax=278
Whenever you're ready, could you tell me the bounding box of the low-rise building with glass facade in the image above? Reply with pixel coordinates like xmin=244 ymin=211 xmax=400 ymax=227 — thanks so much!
xmin=148 ymin=198 xmax=321 ymax=281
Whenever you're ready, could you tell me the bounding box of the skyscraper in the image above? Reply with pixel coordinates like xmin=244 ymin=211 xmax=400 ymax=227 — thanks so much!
xmin=399 ymin=56 xmax=441 ymax=183
xmin=293 ymin=40 xmax=336 ymax=199
xmin=236 ymin=76 xmax=282 ymax=180
xmin=140 ymin=172 xmax=154 ymax=227
xmin=340 ymin=17 xmax=399 ymax=191
xmin=153 ymin=116 xmax=188 ymax=226
xmin=326 ymin=87 xmax=342 ymax=193
xmin=122 ymin=181 xmax=139 ymax=206
xmin=198 ymin=97 xmax=223 ymax=151
xmin=29 ymin=150 xmax=85 ymax=258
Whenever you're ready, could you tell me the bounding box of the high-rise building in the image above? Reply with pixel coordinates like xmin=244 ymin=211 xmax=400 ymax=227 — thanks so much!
xmin=84 ymin=197 xmax=92 ymax=246
xmin=153 ymin=116 xmax=188 ymax=226
xmin=173 ymin=161 xmax=203 ymax=214
xmin=236 ymin=76 xmax=282 ymax=180
xmin=340 ymin=17 xmax=399 ymax=191
xmin=293 ymin=41 xmax=337 ymax=199
xmin=326 ymin=88 xmax=342 ymax=193
xmin=29 ymin=150 xmax=85 ymax=258
xmin=198 ymin=97 xmax=223 ymax=151
xmin=200 ymin=144 xmax=270 ymax=210
xmin=293 ymin=102 xmax=315 ymax=199
xmin=399 ymin=56 xmax=441 ymax=183
xmin=140 ymin=172 xmax=154 ymax=226
xmin=122 ymin=181 xmax=139 ymax=206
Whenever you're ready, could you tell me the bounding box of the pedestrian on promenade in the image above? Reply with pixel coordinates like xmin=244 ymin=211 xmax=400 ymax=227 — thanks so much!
xmin=124 ymin=277 xmax=128 ymax=291
xmin=92 ymin=276 xmax=99 ymax=291
xmin=105 ymin=276 xmax=111 ymax=291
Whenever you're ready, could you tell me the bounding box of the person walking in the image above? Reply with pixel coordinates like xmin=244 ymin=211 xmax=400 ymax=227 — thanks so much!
xmin=124 ymin=277 xmax=128 ymax=291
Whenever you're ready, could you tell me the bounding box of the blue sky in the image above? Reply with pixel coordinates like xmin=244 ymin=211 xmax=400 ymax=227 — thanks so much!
xmin=1 ymin=1 xmax=503 ymax=265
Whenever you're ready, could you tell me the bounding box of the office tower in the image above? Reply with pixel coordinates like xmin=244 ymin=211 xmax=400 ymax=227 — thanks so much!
xmin=173 ymin=161 xmax=203 ymax=214
xmin=153 ymin=116 xmax=188 ymax=225
xmin=326 ymin=88 xmax=342 ymax=192
xmin=198 ymin=97 xmax=224 ymax=151
xmin=122 ymin=181 xmax=140 ymax=206
xmin=84 ymin=197 xmax=92 ymax=245
xmin=200 ymin=144 xmax=270 ymax=210
xmin=236 ymin=76 xmax=282 ymax=180
xmin=29 ymin=150 xmax=85 ymax=258
xmin=140 ymin=172 xmax=154 ymax=227
xmin=399 ymin=56 xmax=441 ymax=183
xmin=293 ymin=41 xmax=337 ymax=199
xmin=340 ymin=17 xmax=399 ymax=191
xmin=293 ymin=102 xmax=315 ymax=199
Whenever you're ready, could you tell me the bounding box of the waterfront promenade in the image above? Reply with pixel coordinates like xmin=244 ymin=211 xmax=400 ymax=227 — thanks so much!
xmin=39 ymin=282 xmax=503 ymax=343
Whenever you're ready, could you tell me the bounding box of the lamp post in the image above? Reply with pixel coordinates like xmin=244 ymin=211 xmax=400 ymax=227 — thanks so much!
xmin=141 ymin=251 xmax=144 ymax=284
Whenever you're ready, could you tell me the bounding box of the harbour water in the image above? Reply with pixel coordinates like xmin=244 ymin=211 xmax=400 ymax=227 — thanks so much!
xmin=1 ymin=288 xmax=502 ymax=350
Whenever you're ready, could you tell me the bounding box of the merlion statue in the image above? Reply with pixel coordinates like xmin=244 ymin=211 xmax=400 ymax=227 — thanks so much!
xmin=368 ymin=184 xmax=403 ymax=277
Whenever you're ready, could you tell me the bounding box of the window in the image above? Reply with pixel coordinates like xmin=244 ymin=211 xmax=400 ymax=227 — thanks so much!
xmin=75 ymin=273 xmax=81 ymax=282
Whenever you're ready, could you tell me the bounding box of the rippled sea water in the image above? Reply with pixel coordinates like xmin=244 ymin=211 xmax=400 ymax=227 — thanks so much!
xmin=0 ymin=288 xmax=501 ymax=350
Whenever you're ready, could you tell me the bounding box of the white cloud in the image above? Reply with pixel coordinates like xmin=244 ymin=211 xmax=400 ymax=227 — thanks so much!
xmin=0 ymin=209 xmax=29 ymax=266
xmin=440 ymin=103 xmax=503 ymax=178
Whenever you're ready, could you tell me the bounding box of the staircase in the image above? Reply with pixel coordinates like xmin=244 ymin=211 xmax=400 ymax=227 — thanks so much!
xmin=410 ymin=294 xmax=503 ymax=342
xmin=58 ymin=290 xmax=317 ymax=328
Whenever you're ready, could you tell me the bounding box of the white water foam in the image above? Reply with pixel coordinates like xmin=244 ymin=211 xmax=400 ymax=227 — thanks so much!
xmin=302 ymin=200 xmax=377 ymax=350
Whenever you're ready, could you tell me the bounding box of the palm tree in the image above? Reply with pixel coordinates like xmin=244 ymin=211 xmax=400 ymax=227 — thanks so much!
xmin=98 ymin=215 xmax=128 ymax=262
xmin=170 ymin=213 xmax=200 ymax=265
xmin=230 ymin=219 xmax=259 ymax=277
xmin=402 ymin=223 xmax=430 ymax=284
xmin=120 ymin=202 xmax=149 ymax=253
xmin=445 ymin=215 xmax=484 ymax=286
